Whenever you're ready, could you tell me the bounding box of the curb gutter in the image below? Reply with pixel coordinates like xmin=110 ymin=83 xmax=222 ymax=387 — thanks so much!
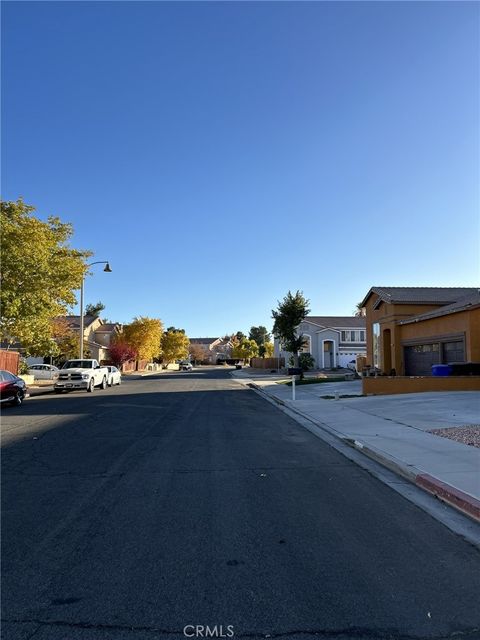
xmin=244 ymin=379 xmax=480 ymax=523
xmin=416 ymin=474 xmax=480 ymax=521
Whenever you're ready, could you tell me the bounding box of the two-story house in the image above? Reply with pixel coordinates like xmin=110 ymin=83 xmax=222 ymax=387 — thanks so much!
xmin=60 ymin=316 xmax=123 ymax=363
xmin=274 ymin=316 xmax=366 ymax=369
xmin=189 ymin=337 xmax=234 ymax=364
xmin=360 ymin=286 xmax=480 ymax=376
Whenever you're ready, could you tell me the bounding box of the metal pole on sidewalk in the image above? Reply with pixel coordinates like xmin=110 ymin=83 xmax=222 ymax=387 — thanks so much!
xmin=80 ymin=277 xmax=84 ymax=359
xmin=79 ymin=261 xmax=112 ymax=359
xmin=292 ymin=375 xmax=296 ymax=401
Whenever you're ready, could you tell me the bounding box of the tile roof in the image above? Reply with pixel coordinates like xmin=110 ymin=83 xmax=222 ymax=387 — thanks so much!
xmin=399 ymin=290 xmax=480 ymax=324
xmin=58 ymin=315 xmax=99 ymax=328
xmin=189 ymin=338 xmax=220 ymax=345
xmin=304 ymin=316 xmax=366 ymax=328
xmin=361 ymin=286 xmax=478 ymax=307
xmin=95 ymin=323 xmax=121 ymax=332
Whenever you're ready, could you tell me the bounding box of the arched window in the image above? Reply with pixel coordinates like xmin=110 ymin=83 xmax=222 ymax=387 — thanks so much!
xmin=300 ymin=334 xmax=312 ymax=354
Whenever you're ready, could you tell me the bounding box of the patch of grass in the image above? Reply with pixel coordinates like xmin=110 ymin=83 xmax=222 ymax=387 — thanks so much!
xmin=277 ymin=376 xmax=347 ymax=386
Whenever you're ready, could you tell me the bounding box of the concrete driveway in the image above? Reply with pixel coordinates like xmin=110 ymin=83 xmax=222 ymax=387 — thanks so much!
xmin=340 ymin=390 xmax=479 ymax=431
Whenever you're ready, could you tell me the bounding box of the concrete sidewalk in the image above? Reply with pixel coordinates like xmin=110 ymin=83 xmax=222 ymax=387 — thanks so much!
xmin=232 ymin=369 xmax=480 ymax=521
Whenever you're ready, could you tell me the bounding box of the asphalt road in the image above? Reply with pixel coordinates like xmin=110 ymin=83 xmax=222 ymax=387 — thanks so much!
xmin=2 ymin=368 xmax=480 ymax=640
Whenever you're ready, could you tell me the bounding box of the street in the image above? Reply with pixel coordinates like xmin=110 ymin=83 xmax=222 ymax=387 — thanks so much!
xmin=2 ymin=368 xmax=480 ymax=640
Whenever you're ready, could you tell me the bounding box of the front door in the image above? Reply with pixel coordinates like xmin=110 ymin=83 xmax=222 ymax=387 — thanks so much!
xmin=323 ymin=341 xmax=334 ymax=368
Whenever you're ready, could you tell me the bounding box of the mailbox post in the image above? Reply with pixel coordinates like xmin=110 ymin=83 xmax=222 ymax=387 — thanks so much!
xmin=287 ymin=367 xmax=302 ymax=401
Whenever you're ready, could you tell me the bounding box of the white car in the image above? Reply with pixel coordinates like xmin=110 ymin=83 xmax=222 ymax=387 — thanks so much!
xmin=346 ymin=360 xmax=357 ymax=372
xmin=28 ymin=364 xmax=59 ymax=380
xmin=178 ymin=361 xmax=193 ymax=371
xmin=106 ymin=366 xmax=122 ymax=386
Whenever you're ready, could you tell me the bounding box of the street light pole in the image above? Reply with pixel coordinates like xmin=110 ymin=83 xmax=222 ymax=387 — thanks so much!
xmin=79 ymin=261 xmax=112 ymax=359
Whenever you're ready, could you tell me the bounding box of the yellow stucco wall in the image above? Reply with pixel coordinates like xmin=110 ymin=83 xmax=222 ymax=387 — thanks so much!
xmin=363 ymin=376 xmax=480 ymax=395
xmin=364 ymin=295 xmax=479 ymax=375
xmin=399 ymin=308 xmax=479 ymax=360
xmin=469 ymin=308 xmax=480 ymax=361
xmin=364 ymin=297 xmax=444 ymax=371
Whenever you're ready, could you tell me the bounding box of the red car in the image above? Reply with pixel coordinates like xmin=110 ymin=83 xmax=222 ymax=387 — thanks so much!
xmin=0 ymin=370 xmax=29 ymax=407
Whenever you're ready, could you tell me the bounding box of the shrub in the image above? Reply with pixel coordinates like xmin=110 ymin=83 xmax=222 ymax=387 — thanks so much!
xmin=288 ymin=353 xmax=315 ymax=371
xmin=19 ymin=360 xmax=30 ymax=374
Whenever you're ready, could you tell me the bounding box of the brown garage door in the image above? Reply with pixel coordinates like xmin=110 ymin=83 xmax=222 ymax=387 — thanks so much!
xmin=404 ymin=344 xmax=441 ymax=376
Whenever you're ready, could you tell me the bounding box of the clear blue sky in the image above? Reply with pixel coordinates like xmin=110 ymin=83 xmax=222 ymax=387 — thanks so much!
xmin=2 ymin=1 xmax=479 ymax=337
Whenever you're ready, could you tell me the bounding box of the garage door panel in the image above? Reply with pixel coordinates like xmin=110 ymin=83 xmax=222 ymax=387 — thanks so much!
xmin=404 ymin=344 xmax=440 ymax=376
xmin=443 ymin=341 xmax=465 ymax=363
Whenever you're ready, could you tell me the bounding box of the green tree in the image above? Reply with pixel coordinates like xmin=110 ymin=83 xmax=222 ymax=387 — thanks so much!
xmin=249 ymin=326 xmax=271 ymax=356
xmin=161 ymin=328 xmax=190 ymax=364
xmin=85 ymin=301 xmax=106 ymax=318
xmin=232 ymin=337 xmax=259 ymax=362
xmin=354 ymin=301 xmax=366 ymax=317
xmin=123 ymin=317 xmax=163 ymax=361
xmin=272 ymin=290 xmax=310 ymax=368
xmin=166 ymin=326 xmax=185 ymax=334
xmin=0 ymin=199 xmax=92 ymax=355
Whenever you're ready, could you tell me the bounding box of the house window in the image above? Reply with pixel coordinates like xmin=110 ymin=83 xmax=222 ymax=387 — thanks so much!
xmin=372 ymin=323 xmax=380 ymax=367
xmin=341 ymin=330 xmax=365 ymax=342
xmin=300 ymin=335 xmax=311 ymax=353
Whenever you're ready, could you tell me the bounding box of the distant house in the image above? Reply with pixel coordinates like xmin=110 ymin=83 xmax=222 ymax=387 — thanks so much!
xmin=59 ymin=316 xmax=123 ymax=363
xmin=274 ymin=316 xmax=366 ymax=369
xmin=189 ymin=337 xmax=234 ymax=364
xmin=92 ymin=322 xmax=123 ymax=351
xmin=360 ymin=286 xmax=480 ymax=376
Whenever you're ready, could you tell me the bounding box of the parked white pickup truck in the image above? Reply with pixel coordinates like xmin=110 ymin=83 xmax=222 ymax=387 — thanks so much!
xmin=54 ymin=359 xmax=109 ymax=393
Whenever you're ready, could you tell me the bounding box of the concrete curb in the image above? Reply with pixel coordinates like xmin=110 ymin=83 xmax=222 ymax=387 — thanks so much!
xmin=241 ymin=377 xmax=480 ymax=523
xmin=416 ymin=473 xmax=480 ymax=521
xmin=28 ymin=386 xmax=55 ymax=397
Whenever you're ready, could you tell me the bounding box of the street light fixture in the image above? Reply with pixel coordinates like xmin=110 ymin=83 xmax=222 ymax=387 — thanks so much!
xmin=79 ymin=261 xmax=112 ymax=359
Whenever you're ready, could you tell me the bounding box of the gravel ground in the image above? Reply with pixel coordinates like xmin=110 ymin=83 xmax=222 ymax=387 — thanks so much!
xmin=428 ymin=425 xmax=480 ymax=448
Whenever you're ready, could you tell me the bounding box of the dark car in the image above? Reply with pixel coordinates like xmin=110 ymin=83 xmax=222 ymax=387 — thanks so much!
xmin=0 ymin=370 xmax=29 ymax=407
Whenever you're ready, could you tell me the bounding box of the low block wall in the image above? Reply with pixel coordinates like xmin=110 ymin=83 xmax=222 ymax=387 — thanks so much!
xmin=363 ymin=376 xmax=480 ymax=395
xmin=121 ymin=360 xmax=136 ymax=373
xmin=250 ymin=357 xmax=285 ymax=369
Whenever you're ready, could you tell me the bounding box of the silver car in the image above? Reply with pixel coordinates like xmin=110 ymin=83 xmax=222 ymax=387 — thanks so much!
xmin=28 ymin=364 xmax=59 ymax=380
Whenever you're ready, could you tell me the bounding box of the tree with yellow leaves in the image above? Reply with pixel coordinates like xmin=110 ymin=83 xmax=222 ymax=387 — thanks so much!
xmin=123 ymin=317 xmax=163 ymax=362
xmin=161 ymin=327 xmax=190 ymax=364
xmin=0 ymin=199 xmax=91 ymax=355
xmin=263 ymin=341 xmax=274 ymax=357
xmin=232 ymin=337 xmax=259 ymax=362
